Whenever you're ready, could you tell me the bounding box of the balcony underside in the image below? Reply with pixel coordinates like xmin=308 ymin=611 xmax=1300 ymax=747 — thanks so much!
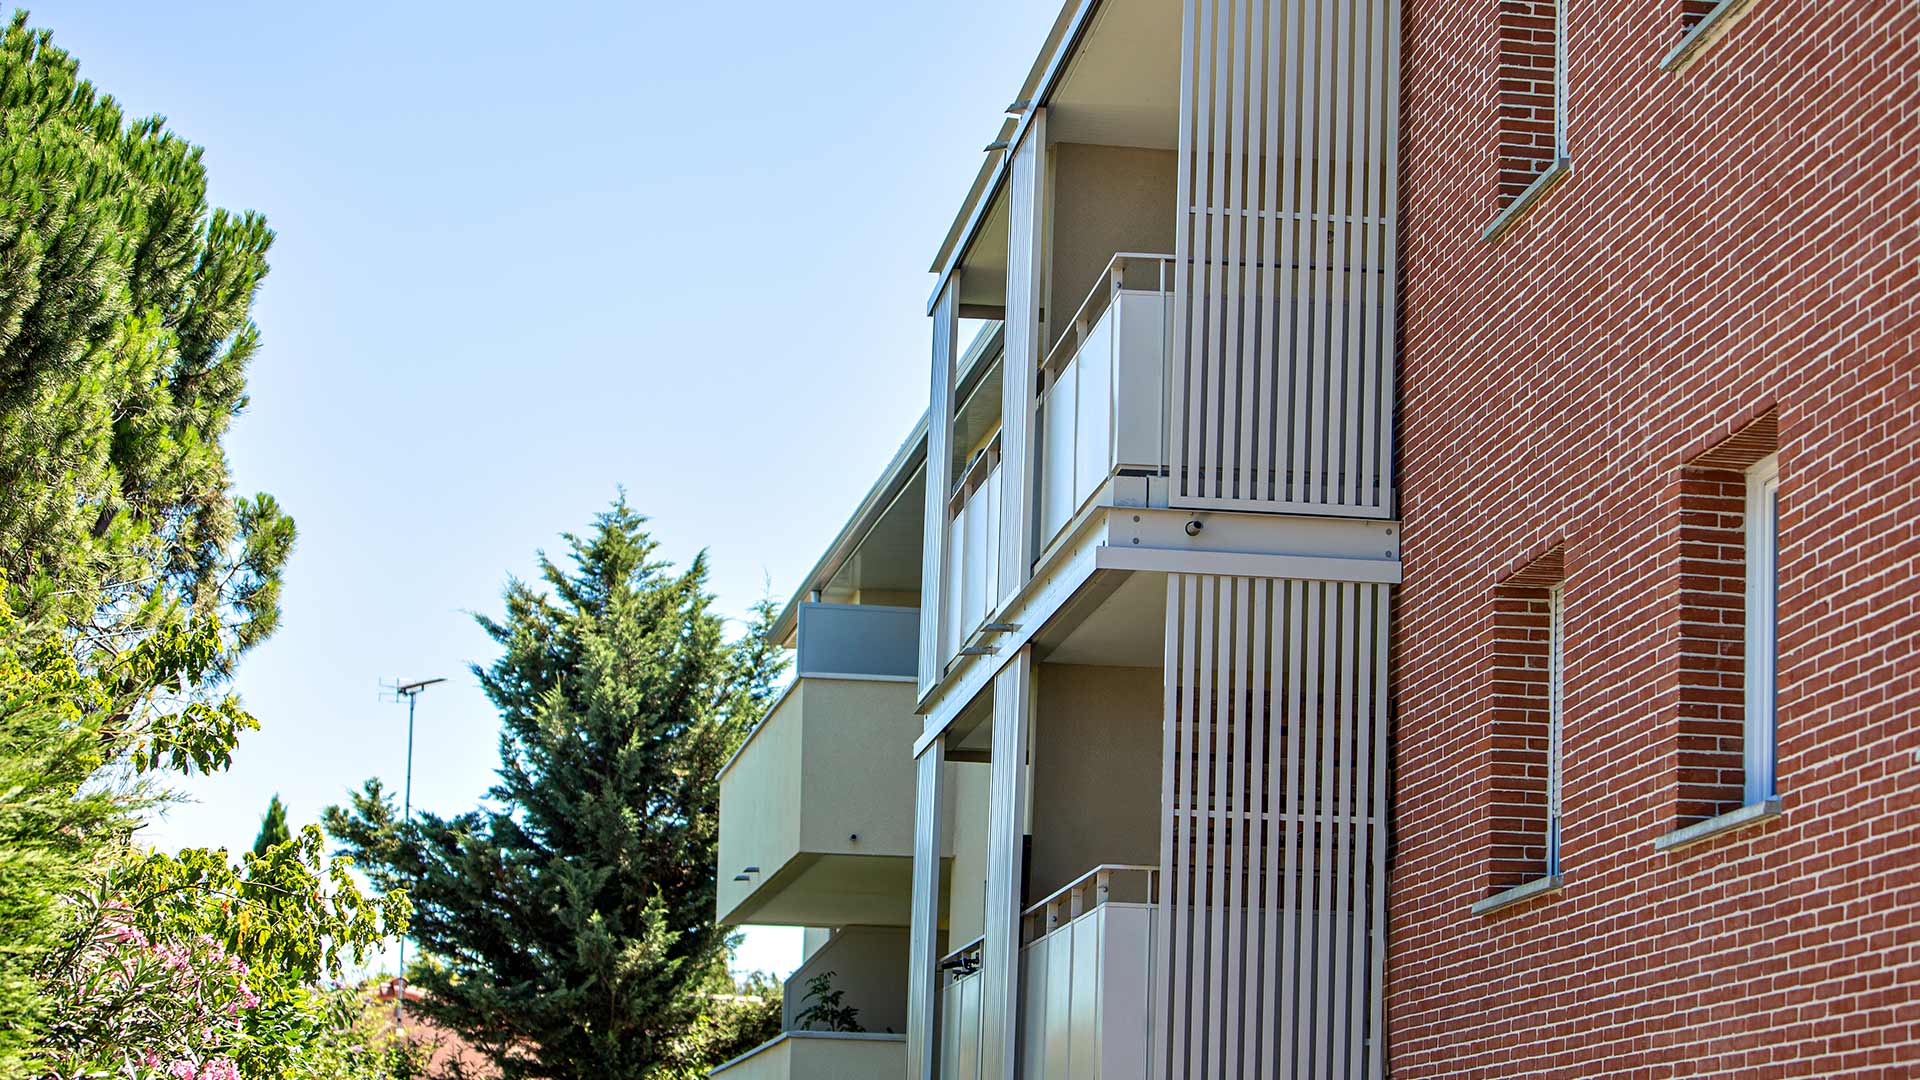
xmin=722 ymin=851 xmax=945 ymax=929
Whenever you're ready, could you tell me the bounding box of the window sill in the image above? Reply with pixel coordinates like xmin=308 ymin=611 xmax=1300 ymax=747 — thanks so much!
xmin=1653 ymin=798 xmax=1782 ymax=853
xmin=1469 ymin=873 xmax=1564 ymax=916
xmin=1480 ymin=156 xmax=1571 ymax=243
xmin=1661 ymin=0 xmax=1763 ymax=74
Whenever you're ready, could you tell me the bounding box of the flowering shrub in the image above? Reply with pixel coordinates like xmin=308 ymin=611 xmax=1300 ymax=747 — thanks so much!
xmin=31 ymin=834 xmax=413 ymax=1080
xmin=37 ymin=887 xmax=262 ymax=1079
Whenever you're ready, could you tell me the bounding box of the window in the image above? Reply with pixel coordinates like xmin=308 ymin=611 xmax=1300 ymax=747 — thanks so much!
xmin=1483 ymin=0 xmax=1572 ymax=241
xmin=1475 ymin=547 xmax=1568 ymax=910
xmin=1743 ymin=453 xmax=1779 ymax=804
xmin=1545 ymin=584 xmax=1565 ymax=875
xmin=1656 ymin=412 xmax=1783 ymax=850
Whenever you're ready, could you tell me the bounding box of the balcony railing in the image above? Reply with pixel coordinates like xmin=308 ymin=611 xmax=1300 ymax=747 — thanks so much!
xmin=943 ymin=437 xmax=1002 ymax=666
xmin=1017 ymin=865 xmax=1158 ymax=1080
xmin=794 ymin=601 xmax=917 ymax=680
xmin=936 ymin=868 xmax=1160 ymax=1080
xmin=1036 ymin=253 xmax=1172 ymax=553
xmin=937 ymin=936 xmax=986 ymax=1080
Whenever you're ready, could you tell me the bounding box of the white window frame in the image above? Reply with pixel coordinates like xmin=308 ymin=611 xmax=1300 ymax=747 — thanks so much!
xmin=1545 ymin=584 xmax=1565 ymax=875
xmin=1552 ymin=0 xmax=1569 ymax=156
xmin=1744 ymin=454 xmax=1780 ymax=804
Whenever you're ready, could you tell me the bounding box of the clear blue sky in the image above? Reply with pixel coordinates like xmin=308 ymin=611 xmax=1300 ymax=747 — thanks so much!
xmin=30 ymin=0 xmax=1059 ymax=977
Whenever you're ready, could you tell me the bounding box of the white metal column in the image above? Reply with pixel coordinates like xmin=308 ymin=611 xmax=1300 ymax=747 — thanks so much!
xmin=999 ymin=110 xmax=1046 ymax=608
xmin=922 ymin=279 xmax=960 ymax=698
xmin=907 ymin=741 xmax=948 ymax=1080
xmin=979 ymin=647 xmax=1033 ymax=1080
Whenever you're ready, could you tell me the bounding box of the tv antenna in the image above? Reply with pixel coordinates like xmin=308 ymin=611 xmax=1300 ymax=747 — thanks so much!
xmin=381 ymin=676 xmax=445 ymax=1014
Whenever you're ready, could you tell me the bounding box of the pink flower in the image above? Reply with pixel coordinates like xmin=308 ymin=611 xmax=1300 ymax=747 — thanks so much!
xmin=143 ymin=1050 xmax=161 ymax=1067
xmin=169 ymin=1061 xmax=198 ymax=1080
xmin=198 ymin=1059 xmax=243 ymax=1080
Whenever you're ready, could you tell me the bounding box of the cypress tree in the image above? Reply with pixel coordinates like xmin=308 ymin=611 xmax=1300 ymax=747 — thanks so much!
xmin=251 ymin=793 xmax=290 ymax=857
xmin=326 ymin=498 xmax=786 ymax=1079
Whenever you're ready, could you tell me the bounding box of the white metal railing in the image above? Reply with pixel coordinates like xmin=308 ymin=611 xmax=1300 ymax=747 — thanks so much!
xmin=937 ymin=936 xmax=987 ymax=1080
xmin=1035 ymin=253 xmax=1174 ymax=551
xmin=942 ymin=439 xmax=1002 ymax=667
xmin=1020 ymin=863 xmax=1159 ymax=945
xmin=1017 ymin=864 xmax=1160 ymax=1080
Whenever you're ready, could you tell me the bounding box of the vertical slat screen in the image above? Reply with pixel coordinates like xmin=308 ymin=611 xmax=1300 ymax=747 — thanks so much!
xmin=1000 ymin=112 xmax=1047 ymax=606
xmin=1168 ymin=0 xmax=1401 ymax=518
xmin=1157 ymin=573 xmax=1392 ymax=1079
xmin=921 ymin=281 xmax=959 ymax=698
xmin=907 ymin=744 xmax=947 ymax=1080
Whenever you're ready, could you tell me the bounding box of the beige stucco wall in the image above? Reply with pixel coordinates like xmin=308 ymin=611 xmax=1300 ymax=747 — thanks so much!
xmin=1046 ymin=143 xmax=1179 ymax=354
xmin=717 ymin=684 xmax=806 ymax=920
xmin=944 ymin=758 xmax=991 ymax=948
xmin=717 ymin=677 xmax=922 ymax=925
xmin=1028 ymin=663 xmax=1163 ymax=902
xmin=782 ymin=925 xmax=910 ymax=1035
xmin=711 ymin=1033 xmax=905 ymax=1080
xmin=796 ymin=677 xmax=921 ymax=857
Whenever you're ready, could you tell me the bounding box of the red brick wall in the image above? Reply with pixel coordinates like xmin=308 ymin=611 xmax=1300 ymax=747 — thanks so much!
xmin=1496 ymin=0 xmax=1563 ymax=201
xmin=1390 ymin=0 xmax=1920 ymax=1075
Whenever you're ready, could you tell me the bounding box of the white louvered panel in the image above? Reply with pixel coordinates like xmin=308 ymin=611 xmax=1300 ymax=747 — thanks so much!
xmin=907 ymin=745 xmax=946 ymax=1080
xmin=1156 ymin=573 xmax=1391 ymax=1080
xmin=1168 ymin=0 xmax=1401 ymax=518
xmin=921 ymin=282 xmax=959 ymax=697
xmin=1000 ymin=112 xmax=1047 ymax=607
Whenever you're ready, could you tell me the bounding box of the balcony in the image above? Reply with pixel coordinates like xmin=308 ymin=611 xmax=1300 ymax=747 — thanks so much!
xmin=942 ymin=442 xmax=1002 ymax=666
xmin=707 ymin=1032 xmax=905 ymax=1080
xmin=939 ymin=866 xmax=1159 ymax=1080
xmin=1037 ymin=253 xmax=1173 ymax=554
xmin=936 ymin=937 xmax=985 ymax=1080
xmin=716 ymin=603 xmax=930 ymax=927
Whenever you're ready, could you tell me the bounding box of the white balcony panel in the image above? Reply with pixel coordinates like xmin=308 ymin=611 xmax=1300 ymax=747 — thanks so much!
xmin=1040 ymin=371 xmax=1079 ymax=542
xmin=1017 ymin=901 xmax=1157 ymax=1080
xmin=945 ymin=512 xmax=965 ymax=667
xmin=963 ymin=482 xmax=991 ymax=635
xmin=1037 ymin=284 xmax=1172 ymax=551
xmin=941 ymin=964 xmax=985 ymax=1080
xmin=945 ymin=464 xmax=1003 ymax=666
xmin=1071 ymin=315 xmax=1112 ymax=511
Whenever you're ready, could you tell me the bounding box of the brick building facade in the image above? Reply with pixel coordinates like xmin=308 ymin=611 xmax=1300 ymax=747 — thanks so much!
xmin=1391 ymin=0 xmax=1918 ymax=1076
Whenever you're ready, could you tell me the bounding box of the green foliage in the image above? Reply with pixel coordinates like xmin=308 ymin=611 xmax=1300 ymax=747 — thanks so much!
xmin=326 ymin=498 xmax=788 ymax=1079
xmin=252 ymin=794 xmax=290 ymax=858
xmin=651 ymin=965 xmax=782 ymax=1080
xmin=0 ymin=577 xmax=267 ymax=1078
xmin=0 ymin=13 xmax=416 ymax=1079
xmin=0 ymin=606 xmax=125 ymax=1077
xmin=794 ymin=971 xmax=863 ymax=1033
xmin=0 ymin=10 xmax=293 ymax=663
xmin=31 ymin=826 xmax=409 ymax=1080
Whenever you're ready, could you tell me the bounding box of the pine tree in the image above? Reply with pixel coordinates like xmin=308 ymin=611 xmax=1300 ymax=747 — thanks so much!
xmin=0 ymin=12 xmax=293 ymax=664
xmin=252 ymin=793 xmax=291 ymax=857
xmin=325 ymin=498 xmax=786 ymax=1079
